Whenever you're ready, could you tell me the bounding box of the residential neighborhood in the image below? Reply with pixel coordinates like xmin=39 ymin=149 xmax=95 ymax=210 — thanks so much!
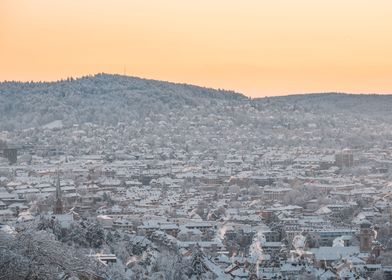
xmin=1 ymin=84 xmax=392 ymax=279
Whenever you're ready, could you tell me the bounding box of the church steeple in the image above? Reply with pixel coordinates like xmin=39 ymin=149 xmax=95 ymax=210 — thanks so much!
xmin=53 ymin=170 xmax=64 ymax=214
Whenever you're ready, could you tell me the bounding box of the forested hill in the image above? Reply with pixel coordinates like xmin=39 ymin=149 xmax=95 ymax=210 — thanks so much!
xmin=0 ymin=74 xmax=246 ymax=130
xmin=0 ymin=73 xmax=245 ymax=102
xmin=256 ymin=92 xmax=392 ymax=116
xmin=1 ymin=73 xmax=392 ymax=131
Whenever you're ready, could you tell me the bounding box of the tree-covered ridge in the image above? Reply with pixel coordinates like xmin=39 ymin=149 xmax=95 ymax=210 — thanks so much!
xmin=0 ymin=73 xmax=247 ymax=130
xmin=1 ymin=74 xmax=392 ymax=140
xmin=257 ymin=92 xmax=392 ymax=117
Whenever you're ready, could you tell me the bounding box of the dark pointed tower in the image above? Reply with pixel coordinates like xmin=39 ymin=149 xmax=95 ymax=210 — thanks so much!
xmin=53 ymin=171 xmax=64 ymax=214
xmin=359 ymin=219 xmax=373 ymax=252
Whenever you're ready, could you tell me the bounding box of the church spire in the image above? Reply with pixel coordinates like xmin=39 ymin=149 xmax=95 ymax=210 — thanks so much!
xmin=53 ymin=170 xmax=63 ymax=214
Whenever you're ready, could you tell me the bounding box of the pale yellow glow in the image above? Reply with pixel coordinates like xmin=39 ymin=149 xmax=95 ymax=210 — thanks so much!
xmin=1 ymin=0 xmax=391 ymax=96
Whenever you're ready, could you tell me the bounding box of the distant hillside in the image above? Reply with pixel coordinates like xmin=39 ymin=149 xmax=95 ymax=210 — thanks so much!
xmin=0 ymin=73 xmax=247 ymax=130
xmin=256 ymin=93 xmax=392 ymax=116
xmin=1 ymin=74 xmax=392 ymax=131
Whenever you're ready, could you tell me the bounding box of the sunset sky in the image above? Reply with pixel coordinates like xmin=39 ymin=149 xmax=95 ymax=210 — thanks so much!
xmin=1 ymin=0 xmax=391 ymax=97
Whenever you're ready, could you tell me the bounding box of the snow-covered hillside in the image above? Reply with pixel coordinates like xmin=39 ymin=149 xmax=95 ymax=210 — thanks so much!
xmin=0 ymin=73 xmax=246 ymax=130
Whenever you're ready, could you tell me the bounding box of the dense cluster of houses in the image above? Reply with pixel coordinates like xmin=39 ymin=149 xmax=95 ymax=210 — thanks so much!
xmin=1 ymin=106 xmax=392 ymax=279
xmin=1 ymin=139 xmax=392 ymax=279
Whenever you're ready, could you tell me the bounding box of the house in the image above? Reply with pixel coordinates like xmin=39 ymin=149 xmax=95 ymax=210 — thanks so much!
xmin=310 ymin=246 xmax=360 ymax=267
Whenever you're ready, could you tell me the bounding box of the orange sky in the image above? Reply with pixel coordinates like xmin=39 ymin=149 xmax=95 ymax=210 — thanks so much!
xmin=1 ymin=0 xmax=391 ymax=97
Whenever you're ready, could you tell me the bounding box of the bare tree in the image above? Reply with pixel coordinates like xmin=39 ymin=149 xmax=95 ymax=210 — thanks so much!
xmin=0 ymin=229 xmax=105 ymax=280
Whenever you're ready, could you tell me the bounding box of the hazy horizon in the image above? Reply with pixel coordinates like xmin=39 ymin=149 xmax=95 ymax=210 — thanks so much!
xmin=1 ymin=1 xmax=392 ymax=97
